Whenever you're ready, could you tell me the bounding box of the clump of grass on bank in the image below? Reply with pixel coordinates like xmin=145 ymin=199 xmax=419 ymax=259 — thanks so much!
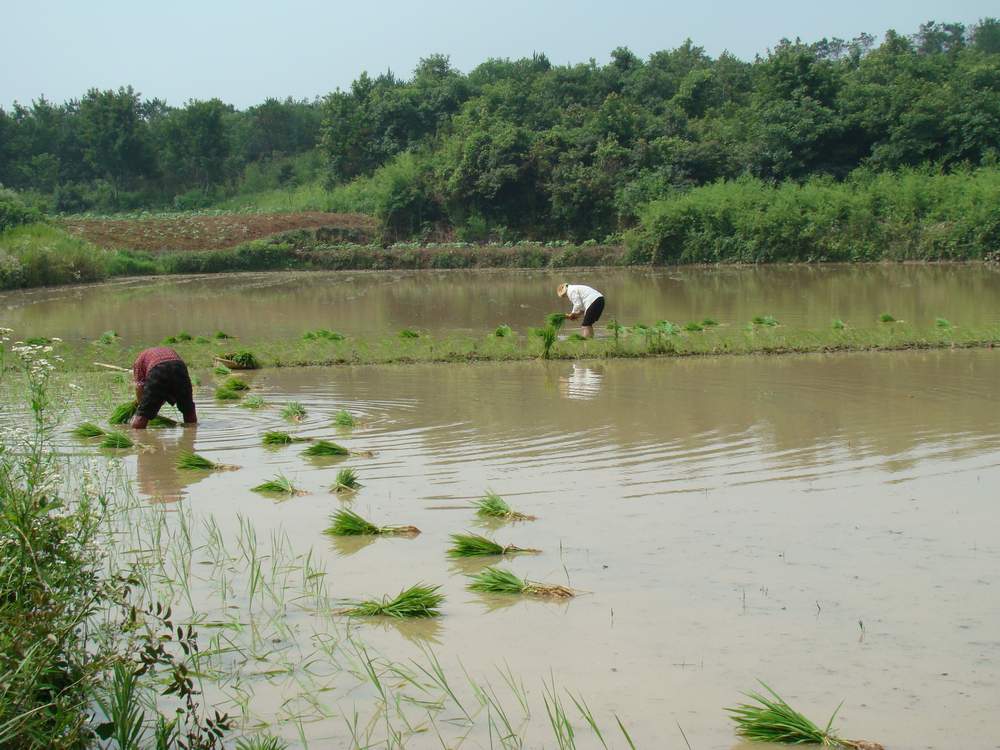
xmin=333 ymin=409 xmax=356 ymax=427
xmin=108 ymin=401 xmax=137 ymax=425
xmin=467 ymin=567 xmax=574 ymax=598
xmin=474 ymin=491 xmax=535 ymax=521
xmin=331 ymin=467 xmax=361 ymax=493
xmin=302 ymin=440 xmax=348 ymax=457
xmin=325 ymin=508 xmax=419 ymax=536
xmin=0 ymin=223 xmax=112 ymax=290
xmin=343 ymin=584 xmax=443 ymax=618
xmin=447 ymin=532 xmax=539 ymax=558
xmin=262 ymin=430 xmax=310 ymax=446
xmin=251 ymin=474 xmax=302 ymax=496
xmin=100 ymin=431 xmax=134 ymax=450
xmin=727 ymin=682 xmax=883 ymax=750
xmin=71 ymin=421 xmax=105 ymax=439
xmin=282 ymin=401 xmax=306 ymax=421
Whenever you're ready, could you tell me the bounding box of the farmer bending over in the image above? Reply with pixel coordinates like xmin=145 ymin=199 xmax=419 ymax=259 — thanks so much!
xmin=131 ymin=346 xmax=197 ymax=429
xmin=557 ymin=283 xmax=605 ymax=339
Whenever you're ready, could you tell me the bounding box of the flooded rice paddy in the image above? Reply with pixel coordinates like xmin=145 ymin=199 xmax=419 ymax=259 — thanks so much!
xmin=5 ymin=264 xmax=1000 ymax=343
xmin=65 ymin=348 xmax=1000 ymax=748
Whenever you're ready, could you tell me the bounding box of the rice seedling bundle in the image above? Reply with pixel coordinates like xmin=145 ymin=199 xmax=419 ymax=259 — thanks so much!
xmin=832 ymin=319 xmax=846 ymax=330
xmin=752 ymin=315 xmax=779 ymax=327
xmin=213 ymin=364 xmax=232 ymax=376
xmin=566 ymin=333 xmax=586 ymax=342
xmin=494 ymin=324 xmax=513 ymax=337
xmin=935 ymin=317 xmax=951 ymax=328
xmin=474 ymin=492 xmax=535 ymax=521
xmin=221 ymin=376 xmax=250 ymax=391
xmin=701 ymin=317 xmax=719 ymax=327
xmin=219 ymin=350 xmax=259 ymax=369
xmin=108 ymin=401 xmax=137 ymax=425
xmin=467 ymin=567 xmax=574 ymax=598
xmin=176 ymin=451 xmax=216 ymax=471
xmin=303 ymin=328 xmax=345 ymax=341
xmin=100 ymin=431 xmax=134 ymax=450
xmin=331 ymin=467 xmax=362 ymax=493
xmin=325 ymin=508 xmax=419 ymax=536
xmin=98 ymin=330 xmax=118 ymax=344
xmin=343 ymin=584 xmax=443 ymax=618
xmin=148 ymin=415 xmax=178 ymax=428
xmin=241 ymin=395 xmax=266 ymax=409
xmin=727 ymin=682 xmax=883 ymax=750
xmin=23 ymin=336 xmax=50 ymax=345
xmin=333 ymin=409 xmax=356 ymax=427
xmin=71 ymin=422 xmax=105 ymax=439
xmin=176 ymin=331 xmax=192 ymax=341
xmin=215 ymin=386 xmax=241 ymax=401
xmin=546 ymin=312 xmax=567 ymax=330
xmin=214 ymin=331 xmax=232 ymax=340
xmin=194 ymin=336 xmax=210 ymax=344
xmin=446 ymin=532 xmax=539 ymax=558
xmin=302 ymin=440 xmax=348 ymax=457
xmin=398 ymin=328 xmax=420 ymax=339
xmin=879 ymin=313 xmax=896 ymax=323
xmin=606 ymin=319 xmax=624 ymax=342
xmin=262 ymin=430 xmax=311 ymax=446
xmin=684 ymin=321 xmax=704 ymax=332
xmin=655 ymin=320 xmax=680 ymax=335
xmin=281 ymin=401 xmax=306 ymax=421
xmin=162 ymin=336 xmax=179 ymax=344
xmin=251 ymin=474 xmax=302 ymax=496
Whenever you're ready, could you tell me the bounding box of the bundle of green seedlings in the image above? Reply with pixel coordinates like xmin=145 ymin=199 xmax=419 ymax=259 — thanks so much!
xmin=467 ymin=566 xmax=574 ymax=599
xmin=175 ymin=451 xmax=237 ymax=472
xmin=251 ymin=474 xmax=303 ymax=496
xmin=71 ymin=422 xmax=105 ymax=439
xmin=215 ymin=385 xmax=242 ymax=401
xmin=702 ymin=317 xmax=719 ymax=327
xmin=566 ymin=333 xmax=586 ymax=342
xmin=331 ymin=467 xmax=362 ymax=493
xmin=262 ymin=430 xmax=311 ymax=446
xmin=879 ymin=313 xmax=896 ymax=323
xmin=148 ymin=415 xmax=178 ymax=427
xmin=213 ymin=364 xmax=232 ymax=376
xmin=219 ymin=350 xmax=259 ymax=369
xmin=474 ymin=491 xmax=535 ymax=521
xmin=752 ymin=315 xmax=779 ymax=327
xmin=100 ymin=431 xmax=134 ymax=450
xmin=241 ymin=395 xmax=266 ymax=409
xmin=302 ymin=328 xmax=345 ymax=341
xmin=97 ymin=330 xmax=118 ymax=344
xmin=221 ymin=376 xmax=250 ymax=391
xmin=281 ymin=401 xmax=306 ymax=421
xmin=530 ymin=325 xmax=558 ymax=359
xmin=325 ymin=508 xmax=419 ymax=537
xmin=935 ymin=317 xmax=952 ymax=328
xmin=684 ymin=321 xmax=704 ymax=332
xmin=655 ymin=320 xmax=681 ymax=335
xmin=727 ymin=682 xmax=883 ymax=750
xmin=343 ymin=584 xmax=443 ymax=619
xmin=333 ymin=409 xmax=356 ymax=427
xmin=214 ymin=331 xmax=232 ymax=339
xmin=302 ymin=440 xmax=349 ymax=457
xmin=494 ymin=324 xmax=513 ymax=337
xmin=108 ymin=401 xmax=137 ymax=425
xmin=194 ymin=336 xmax=210 ymax=344
xmin=447 ymin=532 xmax=539 ymax=558
xmin=546 ymin=312 xmax=568 ymax=330
xmin=833 ymin=319 xmax=847 ymax=330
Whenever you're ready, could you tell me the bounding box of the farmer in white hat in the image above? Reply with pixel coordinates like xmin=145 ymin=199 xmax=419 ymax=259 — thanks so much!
xmin=557 ymin=282 xmax=605 ymax=339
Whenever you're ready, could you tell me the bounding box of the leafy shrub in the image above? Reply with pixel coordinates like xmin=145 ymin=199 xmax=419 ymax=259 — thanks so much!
xmin=0 ymin=187 xmax=43 ymax=232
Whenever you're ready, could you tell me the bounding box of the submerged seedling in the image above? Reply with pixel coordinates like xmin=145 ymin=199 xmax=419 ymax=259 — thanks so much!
xmin=343 ymin=584 xmax=443 ymax=618
xmin=262 ymin=430 xmax=311 ymax=446
xmin=474 ymin=491 xmax=535 ymax=521
xmin=331 ymin=467 xmax=362 ymax=493
xmin=467 ymin=567 xmax=574 ymax=598
xmin=447 ymin=532 xmax=539 ymax=558
xmin=71 ymin=422 xmax=106 ymax=439
xmin=302 ymin=440 xmax=349 ymax=457
xmin=108 ymin=401 xmax=137 ymax=425
xmin=100 ymin=431 xmax=134 ymax=450
xmin=333 ymin=409 xmax=356 ymax=427
xmin=282 ymin=401 xmax=306 ymax=421
xmin=252 ymin=474 xmax=302 ymax=496
xmin=727 ymin=682 xmax=883 ymax=750
xmin=325 ymin=508 xmax=419 ymax=537
xmin=494 ymin=324 xmax=513 ymax=337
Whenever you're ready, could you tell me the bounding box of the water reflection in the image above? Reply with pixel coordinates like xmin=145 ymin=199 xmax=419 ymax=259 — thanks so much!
xmin=559 ymin=363 xmax=604 ymax=401
xmin=135 ymin=426 xmax=202 ymax=504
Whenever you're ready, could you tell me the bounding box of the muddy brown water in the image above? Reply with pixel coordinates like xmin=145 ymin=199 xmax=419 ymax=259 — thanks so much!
xmin=65 ymin=349 xmax=999 ymax=748
xmin=5 ymin=264 xmax=1000 ymax=342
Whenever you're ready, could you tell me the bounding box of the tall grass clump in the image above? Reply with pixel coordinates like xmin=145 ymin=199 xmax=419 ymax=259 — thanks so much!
xmin=727 ymin=682 xmax=883 ymax=749
xmin=281 ymin=401 xmax=306 ymax=421
xmin=332 ymin=467 xmax=362 ymax=493
xmin=251 ymin=474 xmax=302 ymax=496
xmin=467 ymin=567 xmax=574 ymax=598
xmin=100 ymin=431 xmax=134 ymax=450
xmin=302 ymin=440 xmax=348 ymax=457
xmin=474 ymin=491 xmax=535 ymax=521
xmin=108 ymin=401 xmax=137 ymax=425
xmin=333 ymin=409 xmax=356 ymax=427
xmin=343 ymin=584 xmax=443 ymax=618
xmin=447 ymin=532 xmax=539 ymax=558
xmin=0 ymin=223 xmax=112 ymax=290
xmin=325 ymin=508 xmax=419 ymax=536
xmin=262 ymin=430 xmax=310 ymax=446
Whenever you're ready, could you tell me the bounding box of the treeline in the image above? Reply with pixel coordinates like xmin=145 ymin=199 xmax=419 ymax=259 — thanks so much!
xmin=1 ymin=19 xmax=999 ymax=241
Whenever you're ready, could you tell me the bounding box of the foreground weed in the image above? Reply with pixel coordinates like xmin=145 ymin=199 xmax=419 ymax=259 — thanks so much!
xmin=325 ymin=508 xmax=419 ymax=537
xmin=251 ymin=474 xmax=303 ymax=496
xmin=468 ymin=567 xmax=574 ymax=598
xmin=262 ymin=430 xmax=310 ymax=446
xmin=302 ymin=440 xmax=348 ymax=457
xmin=235 ymin=737 xmax=289 ymax=750
xmin=474 ymin=491 xmax=535 ymax=521
xmin=108 ymin=401 xmax=137 ymax=425
xmin=344 ymin=584 xmax=443 ymax=618
xmin=727 ymin=682 xmax=883 ymax=749
xmin=447 ymin=532 xmax=539 ymax=558
xmin=333 ymin=409 xmax=356 ymax=427
xmin=71 ymin=421 xmax=105 ymax=439
xmin=331 ymin=467 xmax=362 ymax=493
xmin=281 ymin=401 xmax=306 ymax=421
xmin=100 ymin=431 xmax=134 ymax=450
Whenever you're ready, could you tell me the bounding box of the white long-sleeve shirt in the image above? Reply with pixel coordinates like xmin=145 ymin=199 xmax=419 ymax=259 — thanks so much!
xmin=565 ymin=284 xmax=603 ymax=314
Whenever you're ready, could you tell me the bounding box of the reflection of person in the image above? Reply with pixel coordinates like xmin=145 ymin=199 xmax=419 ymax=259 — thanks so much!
xmin=557 ymin=283 xmax=605 ymax=339
xmin=136 ymin=427 xmax=200 ymax=504
xmin=131 ymin=347 xmax=197 ymax=429
xmin=559 ymin=363 xmax=604 ymax=400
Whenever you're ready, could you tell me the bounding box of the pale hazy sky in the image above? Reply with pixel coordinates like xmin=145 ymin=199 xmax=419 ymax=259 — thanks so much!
xmin=3 ymin=0 xmax=995 ymax=109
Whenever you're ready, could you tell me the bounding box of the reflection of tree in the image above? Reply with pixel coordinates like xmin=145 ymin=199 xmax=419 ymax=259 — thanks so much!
xmin=135 ymin=426 xmax=206 ymax=504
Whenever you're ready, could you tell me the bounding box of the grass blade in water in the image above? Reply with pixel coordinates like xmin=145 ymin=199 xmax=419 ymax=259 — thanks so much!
xmin=332 ymin=467 xmax=361 ymax=493
xmin=108 ymin=401 xmax=137 ymax=425
xmin=447 ymin=532 xmax=539 ymax=558
xmin=344 ymin=584 xmax=443 ymax=618
xmin=101 ymin=431 xmax=134 ymax=450
xmin=302 ymin=440 xmax=348 ymax=457
xmin=474 ymin=491 xmax=535 ymax=521
xmin=467 ymin=566 xmax=574 ymax=598
xmin=71 ymin=422 xmax=105 ymax=439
